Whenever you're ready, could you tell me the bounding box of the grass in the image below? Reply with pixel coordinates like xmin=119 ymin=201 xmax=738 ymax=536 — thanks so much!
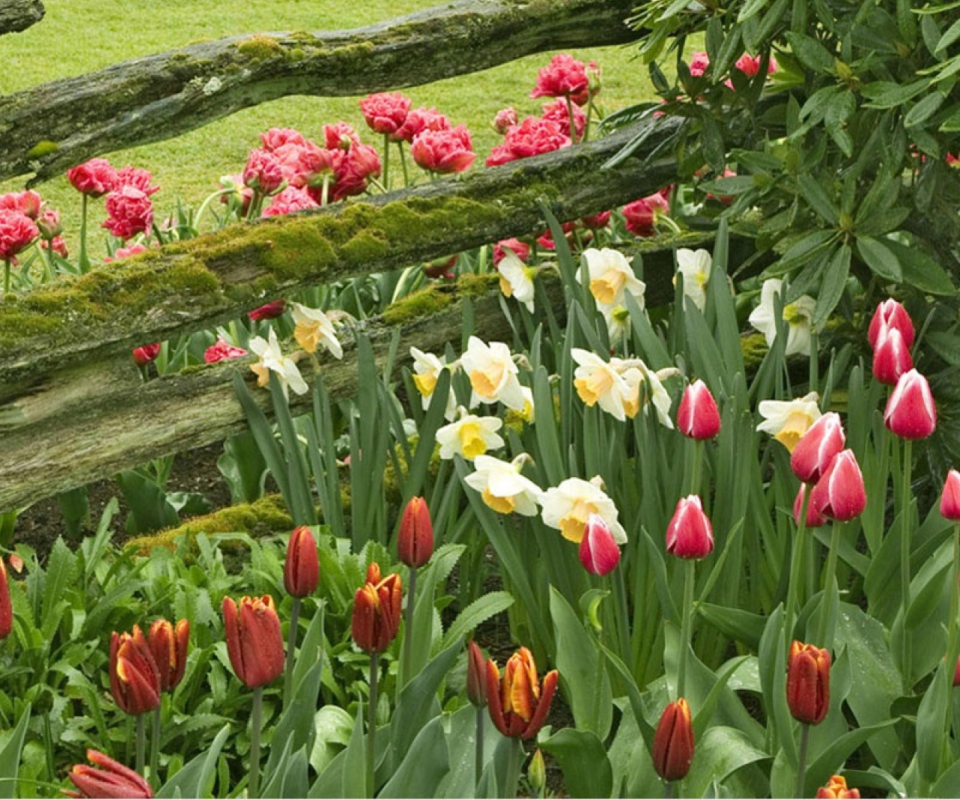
xmin=0 ymin=0 xmax=659 ymax=248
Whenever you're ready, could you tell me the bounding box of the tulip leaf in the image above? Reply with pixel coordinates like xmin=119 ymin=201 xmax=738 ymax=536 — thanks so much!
xmin=379 ymin=716 xmax=450 ymax=798
xmin=266 ymin=657 xmax=324 ymax=779
xmin=310 ymin=706 xmax=354 ymax=775
xmin=757 ymin=605 xmax=797 ymax=767
xmin=550 ymin=587 xmax=613 ymax=741
xmin=843 ymin=767 xmax=907 ymax=798
xmin=436 ymin=706 xmax=507 ymax=797
xmin=406 ymin=544 xmax=466 ymax=683
xmin=685 ymin=725 xmax=771 ymax=798
xmin=291 ymin=604 xmax=326 ymax=702
xmin=0 ymin=704 xmax=30 ymax=800
xmin=692 ymin=656 xmax=750 ymax=739
xmin=261 ymin=739 xmax=309 ymax=799
xmin=804 ymin=719 xmax=898 ymax=794
xmin=340 ymin=704 xmax=368 ymax=799
xmin=232 ymin=372 xmax=291 ymax=512
xmin=540 ymin=728 xmax=613 ymax=799
xmin=156 ymin=722 xmax=229 ymax=799
xmin=599 ymin=644 xmax=655 ymax=750
xmin=916 ymin=659 xmax=952 ymax=783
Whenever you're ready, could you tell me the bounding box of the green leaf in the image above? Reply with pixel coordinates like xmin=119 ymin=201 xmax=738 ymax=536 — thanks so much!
xmin=778 ymin=229 xmax=837 ymax=269
xmin=813 ymin=244 xmax=850 ymax=328
xmin=156 ymin=723 xmax=229 ymax=799
xmin=0 ymin=705 xmax=30 ymax=800
xmin=692 ymin=657 xmax=751 ymax=739
xmin=436 ymin=706 xmax=505 ymax=798
xmin=540 ymin=729 xmax=613 ymax=799
xmin=379 ymin=716 xmax=450 ymax=798
xmin=758 ymin=606 xmax=797 ymax=766
xmin=805 ymin=720 xmax=898 ymax=794
xmin=41 ymin=538 xmax=77 ymax=639
xmin=232 ymin=372 xmax=291 ymax=509
xmin=861 ymin=79 xmax=929 ymax=108
xmin=885 ymin=240 xmax=955 ymax=295
xmin=856 ymin=236 xmax=902 ymax=282
xmin=906 ymin=92 xmax=947 ymax=128
xmin=310 ymin=706 xmax=353 ymax=775
xmin=936 ymin=17 xmax=960 ymax=51
xmin=697 ymin=603 xmax=766 ymax=650
xmin=340 ymin=704 xmax=368 ymax=799
xmin=797 ymin=175 xmax=839 ymax=225
xmin=685 ymin=726 xmax=770 ymax=798
xmin=916 ymin=660 xmax=951 ymax=782
xmin=785 ymin=32 xmax=836 ymax=73
xmin=266 ymin=657 xmax=324 ymax=779
xmin=442 ymin=591 xmax=514 ymax=649
xmin=402 ymin=368 xmax=451 ymax=501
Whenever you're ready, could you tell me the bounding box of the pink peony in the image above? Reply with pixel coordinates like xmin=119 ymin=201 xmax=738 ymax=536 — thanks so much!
xmin=541 ymin=99 xmax=587 ymax=142
xmin=331 ymin=143 xmax=381 ymax=201
xmin=493 ymin=238 xmax=530 ymax=266
xmin=493 ymin=107 xmax=519 ymax=134
xmin=622 ymin=193 xmax=670 ymax=237
xmin=323 ymin=122 xmax=361 ymax=151
xmin=0 ymin=209 xmax=39 ymax=261
xmin=204 ymin=337 xmax=248 ymax=364
xmin=66 ymin=158 xmax=118 ymax=198
xmin=275 ymin=141 xmax=342 ymax=189
xmin=260 ymin=127 xmax=307 ymax=152
xmin=41 ymin=236 xmax=68 ymax=258
xmin=104 ymin=243 xmax=147 ymax=263
xmin=103 ymin=186 xmax=154 ymax=240
xmin=243 ymin=148 xmax=286 ymax=194
xmin=485 ymin=117 xmax=571 ymax=166
xmin=395 ymin=107 xmax=451 ymax=144
xmin=735 ymin=52 xmax=778 ymax=78
xmin=411 ymin=125 xmax=476 ymax=174
xmin=530 ymin=54 xmax=592 ymax=105
xmin=581 ymin=210 xmax=611 ymax=230
xmin=360 ymin=92 xmax=412 ymax=138
xmin=116 ymin=166 xmax=160 ymax=196
xmin=36 ymin=208 xmax=62 ymax=239
xmin=0 ymin=190 xmax=42 ymax=219
xmin=261 ymin=186 xmax=319 ymax=217
xmin=689 ymin=52 xmax=710 ymax=78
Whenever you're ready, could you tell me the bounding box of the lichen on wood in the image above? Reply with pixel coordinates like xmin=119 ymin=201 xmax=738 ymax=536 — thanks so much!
xmin=0 ymin=0 xmax=44 ymax=36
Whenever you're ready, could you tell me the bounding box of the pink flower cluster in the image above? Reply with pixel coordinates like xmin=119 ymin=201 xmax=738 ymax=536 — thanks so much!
xmin=66 ymin=157 xmax=159 ymax=241
xmin=0 ymin=189 xmax=66 ymax=264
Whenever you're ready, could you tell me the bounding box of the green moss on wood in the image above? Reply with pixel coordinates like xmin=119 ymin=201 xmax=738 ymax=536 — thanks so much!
xmin=236 ymin=35 xmax=285 ymax=61
xmin=27 ymin=140 xmax=58 ymax=158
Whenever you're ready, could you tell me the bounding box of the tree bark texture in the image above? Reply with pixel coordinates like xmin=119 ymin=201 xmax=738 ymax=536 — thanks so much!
xmin=0 ymin=0 xmax=43 ymax=36
xmin=0 ymin=0 xmax=637 ymax=183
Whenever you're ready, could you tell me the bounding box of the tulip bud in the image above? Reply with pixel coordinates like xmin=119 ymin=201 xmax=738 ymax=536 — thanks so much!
xmin=794 ymin=485 xmax=827 ymax=528
xmin=942 ymin=470 xmax=960 ymax=521
xmin=884 ymin=369 xmax=937 ymax=440
xmin=485 ymin=647 xmax=559 ymax=740
xmin=466 ymin=640 xmax=487 ymax=707
xmin=666 ymin=495 xmax=714 ymax=559
xmin=954 ymin=654 xmax=960 ymax=688
xmin=146 ymin=618 xmax=189 ymax=692
xmin=871 ymin=325 xmax=913 ymax=386
xmin=868 ymin=298 xmax=914 ymax=350
xmin=248 ymin=299 xmax=287 ymax=321
xmin=528 ymin=748 xmax=546 ymax=794
xmin=132 ymin=343 xmax=161 ymax=366
xmin=676 ymin=379 xmax=721 ymax=440
xmin=0 ymin=557 xmax=11 ymax=640
xmin=398 ymin=496 xmax=434 ymax=568
xmin=579 ymin=513 xmax=621 ymax=576
xmin=222 ymin=595 xmax=285 ymax=688
xmin=652 ymin=698 xmax=695 ymax=782
xmin=68 ymin=749 xmax=153 ymax=799
xmin=816 ymin=774 xmax=861 ymax=798
xmin=809 ymin=449 xmax=866 ymax=522
xmin=109 ymin=626 xmax=161 ymax=715
xmin=351 ymin=562 xmax=403 ymax=654
xmin=791 ymin=412 xmax=845 ymax=484
xmin=786 ymin=641 xmax=830 ymax=725
xmin=284 ymin=526 xmax=320 ymax=597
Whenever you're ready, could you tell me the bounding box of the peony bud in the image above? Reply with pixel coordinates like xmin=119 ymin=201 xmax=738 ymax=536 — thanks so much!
xmin=676 ymin=379 xmax=721 ymax=440
xmin=884 ymin=369 xmax=937 ymax=440
xmin=109 ymin=626 xmax=161 ymax=715
xmin=816 ymin=774 xmax=860 ymax=798
xmin=146 ymin=618 xmax=190 ymax=693
xmin=652 ymin=698 xmax=695 ymax=782
xmin=872 ymin=325 xmax=913 ymax=386
xmin=791 ymin=412 xmax=845 ymax=484
xmin=942 ymin=470 xmax=960 ymax=521
xmin=284 ymin=526 xmax=320 ymax=597
xmin=868 ymin=299 xmax=914 ymax=350
xmin=398 ymin=496 xmax=434 ymax=568
xmin=222 ymin=595 xmax=285 ymax=689
xmin=466 ymin=640 xmax=487 ymax=707
xmin=485 ymin=647 xmax=558 ymax=740
xmin=68 ymin=749 xmax=153 ymax=798
xmin=579 ymin=513 xmax=621 ymax=576
xmin=809 ymin=449 xmax=866 ymax=522
xmin=786 ymin=641 xmax=830 ymax=725
xmin=794 ymin=485 xmax=827 ymax=528
xmin=351 ymin=562 xmax=403 ymax=654
xmin=666 ymin=495 xmax=714 ymax=559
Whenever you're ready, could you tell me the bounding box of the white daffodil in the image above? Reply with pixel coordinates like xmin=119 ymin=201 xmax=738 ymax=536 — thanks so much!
xmin=460 ymin=336 xmax=525 ymax=411
xmin=572 ymin=348 xmax=634 ymax=421
xmin=540 ymin=475 xmax=627 ymax=544
xmin=619 ymin=360 xmax=679 ymax=428
xmin=249 ymin=328 xmax=309 ymax=398
xmin=291 ymin=303 xmax=343 ymax=358
xmin=576 ymin=248 xmax=646 ymax=307
xmin=409 ymin=347 xmax=457 ymax=420
xmin=436 ymin=411 xmax=505 ymax=460
xmin=757 ymin=391 xmax=821 ymax=452
xmin=600 ymin=303 xmax=632 ymax=344
xmin=748 ymin=278 xmax=817 ymax=356
xmin=497 ymin=249 xmax=536 ymax=312
xmin=518 ymin=386 xmax=535 ymax=423
xmin=674 ymin=248 xmax=712 ymax=312
xmin=463 ymin=454 xmax=542 ymax=516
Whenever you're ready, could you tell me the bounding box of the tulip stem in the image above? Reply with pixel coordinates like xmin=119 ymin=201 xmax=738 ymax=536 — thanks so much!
xmin=401 ymin=566 xmax=418 ymax=688
xmin=505 ymin=737 xmax=523 ymax=799
xmin=250 ymin=686 xmax=263 ymax=798
xmin=689 ymin=440 xmax=704 ymax=497
xmin=475 ymin=704 xmax=485 ymax=786
xmin=663 ymin=780 xmax=674 ymax=799
xmin=785 ymin=486 xmax=811 ymax=643
xmin=795 ymin=722 xmax=811 ymax=797
xmin=677 ymin=560 xmax=696 ymax=699
xmin=815 ymin=520 xmax=843 ymax=649
xmin=614 ymin=561 xmax=632 ymax=668
xmin=368 ymin=652 xmax=379 ymax=797
xmin=900 ymin=438 xmax=913 ymax=687
xmin=135 ymin=713 xmax=146 ymax=778
xmin=149 ymin=703 xmax=161 ymax=789
xmin=284 ymin=596 xmax=302 ymax=707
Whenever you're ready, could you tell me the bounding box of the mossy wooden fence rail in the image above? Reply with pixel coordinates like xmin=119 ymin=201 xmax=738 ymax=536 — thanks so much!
xmin=0 ymin=0 xmax=696 ymax=515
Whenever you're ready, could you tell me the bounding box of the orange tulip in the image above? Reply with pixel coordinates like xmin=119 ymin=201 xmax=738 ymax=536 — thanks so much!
xmin=398 ymin=497 xmax=434 ymax=568
xmin=466 ymin=640 xmax=487 ymax=708
xmin=816 ymin=774 xmax=860 ymax=798
xmin=109 ymin=626 xmax=161 ymax=715
xmin=652 ymin=698 xmax=695 ymax=782
xmin=351 ymin=563 xmax=403 ymax=654
xmin=787 ymin=641 xmax=831 ymax=725
xmin=284 ymin=526 xmax=320 ymax=597
xmin=146 ymin=618 xmax=189 ymax=692
xmin=485 ymin=647 xmax=558 ymax=740
xmin=222 ymin=595 xmax=284 ymax=688
xmin=66 ymin=749 xmax=153 ymax=798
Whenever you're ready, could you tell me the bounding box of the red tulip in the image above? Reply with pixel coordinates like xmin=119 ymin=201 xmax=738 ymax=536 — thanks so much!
xmin=248 ymin=299 xmax=287 ymax=321
xmin=109 ymin=626 xmax=161 ymax=715
xmin=787 ymin=641 xmax=830 ymax=725
xmin=809 ymin=449 xmax=866 ymax=522
xmin=791 ymin=412 xmax=845 ymax=484
xmin=132 ymin=343 xmax=161 ymax=366
xmin=941 ymin=469 xmax=960 ymax=521
xmin=0 ymin=557 xmax=11 ymax=640
xmin=222 ymin=595 xmax=285 ymax=688
xmin=466 ymin=640 xmax=487 ymax=708
xmin=666 ymin=495 xmax=714 ymax=559
xmin=284 ymin=526 xmax=320 ymax=597
xmin=816 ymin=774 xmax=860 ymax=798
xmin=398 ymin=497 xmax=434 ymax=568
xmin=146 ymin=618 xmax=189 ymax=692
xmin=884 ymin=369 xmax=937 ymax=440
xmin=793 ymin=485 xmax=827 ymax=528
xmin=485 ymin=647 xmax=558 ymax=739
xmin=677 ymin=379 xmax=721 ymax=440
xmin=351 ymin=563 xmax=403 ymax=654
xmin=652 ymin=698 xmax=695 ymax=782
xmin=872 ymin=325 xmax=913 ymax=386
xmin=66 ymin=749 xmax=153 ymax=798
xmin=578 ymin=513 xmax=621 ymax=576
xmin=868 ymin=298 xmax=914 ymax=350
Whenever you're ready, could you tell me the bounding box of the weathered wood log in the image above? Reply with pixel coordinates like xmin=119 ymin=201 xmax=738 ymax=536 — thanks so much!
xmin=0 ymin=117 xmax=682 ymax=392
xmin=0 ymin=0 xmax=43 ymax=36
xmin=0 ymin=0 xmax=637 ymax=183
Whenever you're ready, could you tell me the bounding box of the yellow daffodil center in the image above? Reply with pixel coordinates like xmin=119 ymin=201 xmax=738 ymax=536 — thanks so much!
xmin=471 ymin=364 xmax=505 ymax=399
xmin=251 ymin=363 xmax=270 ymax=388
xmin=499 ymin=275 xmax=514 ymax=298
xmin=775 ymin=410 xmax=815 ymax=452
xmin=294 ymin=321 xmax=321 ymax=353
xmin=482 ymin=488 xmax=516 ymax=514
xmin=413 ymin=372 xmax=438 ymax=397
xmin=574 ymin=369 xmax=614 ymax=406
xmin=783 ymin=303 xmax=807 ymax=327
xmin=559 ymin=500 xmax=599 ymax=543
xmin=458 ymin=422 xmax=488 ymax=459
xmin=590 ymin=272 xmax=626 ymax=305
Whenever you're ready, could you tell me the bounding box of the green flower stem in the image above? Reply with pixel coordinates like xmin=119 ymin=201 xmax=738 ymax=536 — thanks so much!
xmin=284 ymin=595 xmax=303 ymax=707
xmin=41 ymin=239 xmax=55 ymax=282
xmin=613 ymin=561 xmax=632 ymax=668
xmin=946 ymin=521 xmax=960 ymax=744
xmin=192 ymin=187 xmax=234 ymax=232
xmin=795 ymin=722 xmax=811 ymax=797
xmin=809 ymin=329 xmax=819 ymax=396
xmin=398 ymin=141 xmax=410 ymax=187
xmin=368 ymin=652 xmax=380 ymax=798
xmin=815 ymin=520 xmax=843 ymax=649
xmin=664 ymin=780 xmax=674 ymax=800
xmin=785 ymin=486 xmax=812 ymax=643
xmin=677 ymin=559 xmax=697 ymax=699
xmin=42 ymin=710 xmax=55 ymax=785
xmin=149 ymin=702 xmax=161 ymax=789
xmin=382 ymin=133 xmax=391 ymax=190
xmin=504 ymin=737 xmax=523 ymax=799
xmin=900 ymin=437 xmax=913 ymax=686
xmin=78 ymin=194 xmax=90 ymax=273
xmin=475 ymin=704 xmax=485 ymax=787
xmin=3 ymin=259 xmax=9 ymax=294
xmin=583 ymin=95 xmax=594 ymax=142
xmin=690 ymin=440 xmax=704 ymax=498
xmin=565 ymin=95 xmax=578 ymax=143
xmin=401 ymin=566 xmax=418 ymax=688
xmin=250 ymin=686 xmax=264 ymax=798
xmin=135 ymin=713 xmax=147 ymax=778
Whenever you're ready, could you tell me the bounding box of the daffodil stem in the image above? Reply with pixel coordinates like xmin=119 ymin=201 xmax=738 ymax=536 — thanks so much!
xmin=901 ymin=437 xmax=913 ymax=687
xmin=785 ymin=486 xmax=811 ymax=644
xmin=677 ymin=559 xmax=696 ymax=699
xmin=401 ymin=567 xmax=417 ymax=688
xmin=475 ymin=705 xmax=485 ymax=787
xmin=78 ymin=194 xmax=90 ymax=274
xmin=368 ymin=652 xmax=379 ymax=797
xmin=135 ymin=713 xmax=146 ymax=778
xmin=149 ymin=702 xmax=161 ymax=789
xmin=505 ymin=737 xmax=523 ymax=799
xmin=816 ymin=520 xmax=842 ymax=649
xmin=795 ymin=722 xmax=811 ymax=797
xmin=250 ymin=687 xmax=263 ymax=798
xmin=284 ymin=596 xmax=302 ymax=707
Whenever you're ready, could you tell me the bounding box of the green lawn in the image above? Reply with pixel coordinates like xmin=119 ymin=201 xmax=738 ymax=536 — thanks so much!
xmin=0 ymin=0 xmax=657 ymax=239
